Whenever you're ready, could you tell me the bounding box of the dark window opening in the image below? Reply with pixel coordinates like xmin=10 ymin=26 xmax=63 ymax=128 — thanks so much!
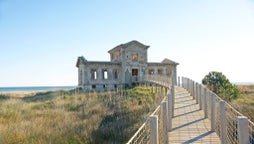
xmin=132 ymin=69 xmax=138 ymax=76
xmin=149 ymin=69 xmax=154 ymax=75
xmin=113 ymin=70 xmax=118 ymax=79
xmin=166 ymin=68 xmax=171 ymax=76
xmin=158 ymin=69 xmax=163 ymax=75
xmin=132 ymin=53 xmax=138 ymax=62
xmin=92 ymin=85 xmax=96 ymax=89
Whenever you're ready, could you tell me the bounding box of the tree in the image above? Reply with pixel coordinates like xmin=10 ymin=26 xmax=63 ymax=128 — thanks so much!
xmin=202 ymin=71 xmax=240 ymax=101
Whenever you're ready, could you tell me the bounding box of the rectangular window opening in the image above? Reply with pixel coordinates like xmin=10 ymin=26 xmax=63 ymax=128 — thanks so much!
xmin=113 ymin=70 xmax=118 ymax=79
xmin=158 ymin=69 xmax=163 ymax=75
xmin=149 ymin=69 xmax=154 ymax=75
xmin=132 ymin=53 xmax=138 ymax=62
xmin=102 ymin=69 xmax=108 ymax=80
xmin=91 ymin=69 xmax=97 ymax=80
xmin=166 ymin=68 xmax=171 ymax=76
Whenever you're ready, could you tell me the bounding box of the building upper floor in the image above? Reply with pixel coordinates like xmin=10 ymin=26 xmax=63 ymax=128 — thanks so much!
xmin=108 ymin=40 xmax=149 ymax=64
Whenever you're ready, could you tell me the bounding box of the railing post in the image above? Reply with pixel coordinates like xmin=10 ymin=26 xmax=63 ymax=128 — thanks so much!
xmin=190 ymin=79 xmax=192 ymax=95
xmin=150 ymin=115 xmax=159 ymax=144
xmin=167 ymin=94 xmax=173 ymax=131
xmin=178 ymin=76 xmax=180 ymax=87
xmin=204 ymin=88 xmax=208 ymax=118
xmin=192 ymin=81 xmax=195 ymax=100
xmin=195 ymin=82 xmax=198 ymax=104
xmin=181 ymin=76 xmax=184 ymax=88
xmin=161 ymin=101 xmax=169 ymax=144
xmin=199 ymin=84 xmax=202 ymax=110
xmin=186 ymin=78 xmax=188 ymax=90
xmin=182 ymin=77 xmax=186 ymax=89
xmin=219 ymin=100 xmax=227 ymax=144
xmin=171 ymin=71 xmax=175 ymax=117
xmin=210 ymin=92 xmax=215 ymax=131
xmin=237 ymin=116 xmax=249 ymax=144
xmin=186 ymin=78 xmax=189 ymax=91
xmin=171 ymin=85 xmax=175 ymax=117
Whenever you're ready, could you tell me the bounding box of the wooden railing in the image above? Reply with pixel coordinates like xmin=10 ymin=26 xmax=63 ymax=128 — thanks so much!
xmin=182 ymin=77 xmax=254 ymax=144
xmin=127 ymin=76 xmax=254 ymax=144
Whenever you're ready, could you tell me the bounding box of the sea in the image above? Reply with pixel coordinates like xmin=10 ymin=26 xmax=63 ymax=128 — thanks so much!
xmin=0 ymin=86 xmax=76 ymax=92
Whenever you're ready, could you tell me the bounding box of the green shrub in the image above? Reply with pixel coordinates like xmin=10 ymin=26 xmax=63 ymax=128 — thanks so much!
xmin=202 ymin=71 xmax=240 ymax=101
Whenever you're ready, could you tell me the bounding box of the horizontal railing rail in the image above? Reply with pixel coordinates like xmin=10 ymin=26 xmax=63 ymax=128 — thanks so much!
xmin=181 ymin=76 xmax=254 ymax=144
xmin=127 ymin=79 xmax=171 ymax=144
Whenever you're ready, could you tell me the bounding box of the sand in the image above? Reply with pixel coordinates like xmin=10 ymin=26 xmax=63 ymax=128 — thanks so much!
xmin=0 ymin=90 xmax=48 ymax=98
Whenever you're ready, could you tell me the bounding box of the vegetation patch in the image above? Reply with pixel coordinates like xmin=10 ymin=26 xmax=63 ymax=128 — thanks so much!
xmin=231 ymin=85 xmax=254 ymax=121
xmin=202 ymin=71 xmax=240 ymax=101
xmin=0 ymin=86 xmax=165 ymax=143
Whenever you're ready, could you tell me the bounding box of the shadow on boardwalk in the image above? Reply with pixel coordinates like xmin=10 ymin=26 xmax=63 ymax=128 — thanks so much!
xmin=168 ymin=87 xmax=221 ymax=144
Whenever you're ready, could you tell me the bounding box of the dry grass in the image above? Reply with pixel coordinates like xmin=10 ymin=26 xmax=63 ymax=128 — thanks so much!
xmin=0 ymin=91 xmax=41 ymax=98
xmin=230 ymin=85 xmax=254 ymax=121
xmin=0 ymin=86 xmax=165 ymax=144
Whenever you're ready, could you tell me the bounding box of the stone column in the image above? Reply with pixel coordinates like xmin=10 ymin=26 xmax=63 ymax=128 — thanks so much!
xmin=163 ymin=67 xmax=166 ymax=76
xmin=97 ymin=68 xmax=102 ymax=80
xmin=108 ymin=68 xmax=113 ymax=80
xmin=154 ymin=67 xmax=158 ymax=75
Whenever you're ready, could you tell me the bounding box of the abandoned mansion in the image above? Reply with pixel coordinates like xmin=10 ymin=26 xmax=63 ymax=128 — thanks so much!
xmin=76 ymin=40 xmax=179 ymax=91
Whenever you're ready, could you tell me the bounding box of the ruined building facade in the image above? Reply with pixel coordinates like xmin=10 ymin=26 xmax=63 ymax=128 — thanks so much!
xmin=76 ymin=40 xmax=179 ymax=91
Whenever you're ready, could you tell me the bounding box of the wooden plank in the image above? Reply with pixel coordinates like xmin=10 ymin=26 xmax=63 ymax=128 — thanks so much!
xmin=168 ymin=87 xmax=221 ymax=144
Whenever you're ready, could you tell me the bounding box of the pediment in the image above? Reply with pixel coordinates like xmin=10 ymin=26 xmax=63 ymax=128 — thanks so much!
xmin=108 ymin=40 xmax=149 ymax=54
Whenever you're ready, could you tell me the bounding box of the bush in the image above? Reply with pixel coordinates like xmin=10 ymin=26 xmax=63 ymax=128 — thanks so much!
xmin=202 ymin=71 xmax=240 ymax=101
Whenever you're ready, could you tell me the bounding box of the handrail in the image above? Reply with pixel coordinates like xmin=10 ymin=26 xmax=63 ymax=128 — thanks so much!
xmin=248 ymin=120 xmax=254 ymax=143
xmin=182 ymin=76 xmax=254 ymax=144
xmin=128 ymin=76 xmax=254 ymax=144
xmin=126 ymin=122 xmax=148 ymax=144
xmin=127 ymin=76 xmax=170 ymax=144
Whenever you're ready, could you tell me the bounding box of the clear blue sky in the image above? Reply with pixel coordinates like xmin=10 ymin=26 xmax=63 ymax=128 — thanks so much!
xmin=0 ymin=0 xmax=254 ymax=86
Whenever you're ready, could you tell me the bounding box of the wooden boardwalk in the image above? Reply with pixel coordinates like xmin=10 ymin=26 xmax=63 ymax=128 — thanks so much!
xmin=168 ymin=87 xmax=221 ymax=144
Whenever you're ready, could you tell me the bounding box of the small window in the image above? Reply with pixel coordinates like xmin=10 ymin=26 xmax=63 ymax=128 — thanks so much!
xmin=149 ymin=69 xmax=154 ymax=75
xmin=91 ymin=69 xmax=97 ymax=80
xmin=92 ymin=85 xmax=96 ymax=89
xmin=166 ymin=68 xmax=171 ymax=76
xmin=114 ymin=85 xmax=117 ymax=88
xmin=132 ymin=53 xmax=138 ymax=62
xmin=103 ymin=85 xmax=106 ymax=88
xmin=102 ymin=69 xmax=108 ymax=79
xmin=158 ymin=69 xmax=163 ymax=75
xmin=113 ymin=69 xmax=118 ymax=79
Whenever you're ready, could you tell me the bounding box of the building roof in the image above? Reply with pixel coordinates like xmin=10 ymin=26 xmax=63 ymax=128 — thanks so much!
xmin=76 ymin=56 xmax=121 ymax=67
xmin=76 ymin=56 xmax=87 ymax=67
xmin=161 ymin=58 xmax=179 ymax=65
xmin=108 ymin=40 xmax=150 ymax=53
